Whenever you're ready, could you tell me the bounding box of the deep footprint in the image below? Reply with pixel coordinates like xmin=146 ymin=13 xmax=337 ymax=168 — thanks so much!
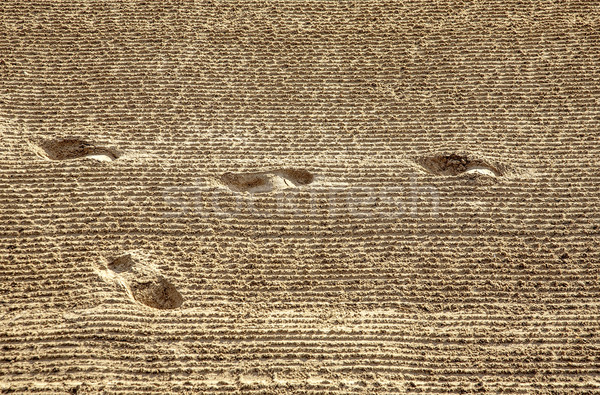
xmin=417 ymin=153 xmax=500 ymax=177
xmin=129 ymin=277 xmax=183 ymax=310
xmin=34 ymin=138 xmax=120 ymax=161
xmin=105 ymin=253 xmax=183 ymax=310
xmin=220 ymin=168 xmax=314 ymax=193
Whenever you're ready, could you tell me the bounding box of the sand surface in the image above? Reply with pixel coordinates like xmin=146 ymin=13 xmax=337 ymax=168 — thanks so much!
xmin=1 ymin=1 xmax=600 ymax=393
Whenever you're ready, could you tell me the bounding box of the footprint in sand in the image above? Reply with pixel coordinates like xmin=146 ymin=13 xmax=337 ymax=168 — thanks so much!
xmin=417 ymin=153 xmax=502 ymax=178
xmin=96 ymin=252 xmax=183 ymax=310
xmin=31 ymin=138 xmax=120 ymax=162
xmin=219 ymin=168 xmax=314 ymax=194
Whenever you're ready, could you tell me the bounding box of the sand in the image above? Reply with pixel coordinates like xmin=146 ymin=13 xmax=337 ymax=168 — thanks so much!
xmin=1 ymin=1 xmax=600 ymax=393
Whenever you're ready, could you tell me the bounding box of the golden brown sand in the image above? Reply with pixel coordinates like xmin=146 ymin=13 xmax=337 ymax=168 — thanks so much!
xmin=1 ymin=1 xmax=600 ymax=393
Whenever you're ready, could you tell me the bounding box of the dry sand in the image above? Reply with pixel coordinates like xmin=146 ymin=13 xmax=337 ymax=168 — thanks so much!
xmin=1 ymin=1 xmax=600 ymax=393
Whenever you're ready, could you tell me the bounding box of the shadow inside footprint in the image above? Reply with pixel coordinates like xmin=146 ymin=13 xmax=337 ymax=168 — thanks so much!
xmin=107 ymin=254 xmax=134 ymax=273
xmin=278 ymin=169 xmax=314 ymax=186
xmin=130 ymin=277 xmax=183 ymax=310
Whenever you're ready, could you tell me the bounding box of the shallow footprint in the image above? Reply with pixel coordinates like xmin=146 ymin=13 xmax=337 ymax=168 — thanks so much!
xmin=99 ymin=253 xmax=182 ymax=310
xmin=220 ymin=168 xmax=314 ymax=193
xmin=32 ymin=138 xmax=120 ymax=161
xmin=417 ymin=153 xmax=500 ymax=177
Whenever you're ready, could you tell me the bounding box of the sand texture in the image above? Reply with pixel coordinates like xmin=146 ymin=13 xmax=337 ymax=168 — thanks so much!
xmin=1 ymin=1 xmax=600 ymax=393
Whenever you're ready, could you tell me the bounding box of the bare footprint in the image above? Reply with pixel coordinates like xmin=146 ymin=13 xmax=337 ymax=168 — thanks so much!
xmin=31 ymin=138 xmax=120 ymax=161
xmin=219 ymin=168 xmax=314 ymax=193
xmin=97 ymin=252 xmax=182 ymax=310
xmin=417 ymin=153 xmax=501 ymax=177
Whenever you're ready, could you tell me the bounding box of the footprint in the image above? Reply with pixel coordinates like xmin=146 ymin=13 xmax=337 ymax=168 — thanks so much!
xmin=32 ymin=138 xmax=120 ymax=161
xmin=417 ymin=153 xmax=501 ymax=177
xmin=98 ymin=253 xmax=183 ymax=310
xmin=219 ymin=168 xmax=314 ymax=193
xmin=107 ymin=254 xmax=134 ymax=273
